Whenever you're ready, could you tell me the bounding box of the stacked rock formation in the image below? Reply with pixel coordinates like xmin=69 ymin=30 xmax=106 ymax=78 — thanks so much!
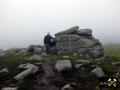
xmin=55 ymin=26 xmax=104 ymax=58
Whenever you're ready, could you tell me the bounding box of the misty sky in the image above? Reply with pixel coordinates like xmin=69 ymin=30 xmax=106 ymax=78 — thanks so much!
xmin=0 ymin=0 xmax=120 ymax=50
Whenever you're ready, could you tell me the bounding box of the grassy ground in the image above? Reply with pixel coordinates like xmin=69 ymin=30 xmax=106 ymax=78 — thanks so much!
xmin=0 ymin=44 xmax=120 ymax=89
xmin=104 ymin=44 xmax=120 ymax=60
xmin=0 ymin=43 xmax=119 ymax=69
xmin=0 ymin=53 xmax=39 ymax=70
xmin=0 ymin=53 xmax=42 ymax=89
xmin=0 ymin=44 xmax=120 ymax=75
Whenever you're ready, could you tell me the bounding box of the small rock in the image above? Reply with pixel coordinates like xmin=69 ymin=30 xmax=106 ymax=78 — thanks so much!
xmin=75 ymin=63 xmax=85 ymax=69
xmin=28 ymin=45 xmax=35 ymax=53
xmin=15 ymin=63 xmax=39 ymax=80
xmin=1 ymin=87 xmax=18 ymax=90
xmin=6 ymin=48 xmax=22 ymax=53
xmin=28 ymin=55 xmax=43 ymax=61
xmin=14 ymin=68 xmax=39 ymax=80
xmin=92 ymin=67 xmax=105 ymax=77
xmin=0 ymin=53 xmax=5 ymax=57
xmin=61 ymin=83 xmax=77 ymax=90
xmin=16 ymin=49 xmax=27 ymax=55
xmin=91 ymin=65 xmax=99 ymax=68
xmin=18 ymin=63 xmax=39 ymax=69
xmin=112 ymin=62 xmax=120 ymax=65
xmin=0 ymin=49 xmax=4 ymax=53
xmin=73 ymin=53 xmax=78 ymax=56
xmin=76 ymin=60 xmax=90 ymax=64
xmin=116 ymin=67 xmax=120 ymax=81
xmin=34 ymin=62 xmax=42 ymax=65
xmin=34 ymin=47 xmax=42 ymax=54
xmin=28 ymin=45 xmax=43 ymax=54
xmin=0 ymin=68 xmax=9 ymax=73
xmin=41 ymin=52 xmax=48 ymax=57
xmin=55 ymin=60 xmax=72 ymax=72
xmin=62 ymin=55 xmax=70 ymax=59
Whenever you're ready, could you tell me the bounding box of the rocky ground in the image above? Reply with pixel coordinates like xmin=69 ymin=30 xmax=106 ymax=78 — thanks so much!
xmin=0 ymin=27 xmax=120 ymax=90
xmin=0 ymin=45 xmax=120 ymax=90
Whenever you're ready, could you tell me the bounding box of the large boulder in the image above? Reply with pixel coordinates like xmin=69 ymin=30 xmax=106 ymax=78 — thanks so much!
xmin=55 ymin=26 xmax=104 ymax=58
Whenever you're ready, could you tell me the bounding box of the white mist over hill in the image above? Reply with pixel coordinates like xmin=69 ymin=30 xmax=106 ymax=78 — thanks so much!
xmin=0 ymin=0 xmax=120 ymax=50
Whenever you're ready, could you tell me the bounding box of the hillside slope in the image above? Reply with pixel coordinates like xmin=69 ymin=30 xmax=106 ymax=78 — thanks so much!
xmin=104 ymin=44 xmax=120 ymax=59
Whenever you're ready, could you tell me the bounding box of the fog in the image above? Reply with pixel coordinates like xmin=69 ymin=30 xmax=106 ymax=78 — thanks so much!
xmin=0 ymin=0 xmax=120 ymax=50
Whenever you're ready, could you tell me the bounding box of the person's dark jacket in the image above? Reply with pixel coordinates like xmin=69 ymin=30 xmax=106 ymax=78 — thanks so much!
xmin=50 ymin=39 xmax=56 ymax=47
xmin=44 ymin=35 xmax=53 ymax=44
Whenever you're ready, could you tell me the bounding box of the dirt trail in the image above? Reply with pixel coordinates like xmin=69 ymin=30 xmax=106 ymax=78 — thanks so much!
xmin=34 ymin=58 xmax=60 ymax=90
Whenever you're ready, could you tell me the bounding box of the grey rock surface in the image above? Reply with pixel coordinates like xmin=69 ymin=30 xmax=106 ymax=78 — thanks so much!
xmin=55 ymin=60 xmax=72 ymax=72
xmin=14 ymin=68 xmax=34 ymax=80
xmin=75 ymin=63 xmax=85 ymax=69
xmin=0 ymin=68 xmax=9 ymax=73
xmin=18 ymin=63 xmax=39 ymax=69
xmin=116 ymin=67 xmax=120 ymax=81
xmin=28 ymin=45 xmax=43 ymax=54
xmin=15 ymin=49 xmax=27 ymax=55
xmin=55 ymin=26 xmax=104 ymax=58
xmin=0 ymin=49 xmax=4 ymax=53
xmin=55 ymin=26 xmax=79 ymax=36
xmin=1 ymin=87 xmax=18 ymax=90
xmin=76 ymin=60 xmax=90 ymax=64
xmin=28 ymin=55 xmax=43 ymax=61
xmin=56 ymin=34 xmax=80 ymax=42
xmin=34 ymin=47 xmax=42 ymax=54
xmin=15 ymin=65 xmax=39 ymax=80
xmin=0 ymin=52 xmax=5 ymax=57
xmin=0 ymin=49 xmax=5 ymax=56
xmin=112 ymin=62 xmax=120 ymax=65
xmin=76 ymin=29 xmax=92 ymax=36
xmin=41 ymin=52 xmax=48 ymax=57
xmin=5 ymin=48 xmax=22 ymax=54
xmin=62 ymin=55 xmax=70 ymax=59
xmin=92 ymin=67 xmax=105 ymax=77
xmin=61 ymin=83 xmax=76 ymax=90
